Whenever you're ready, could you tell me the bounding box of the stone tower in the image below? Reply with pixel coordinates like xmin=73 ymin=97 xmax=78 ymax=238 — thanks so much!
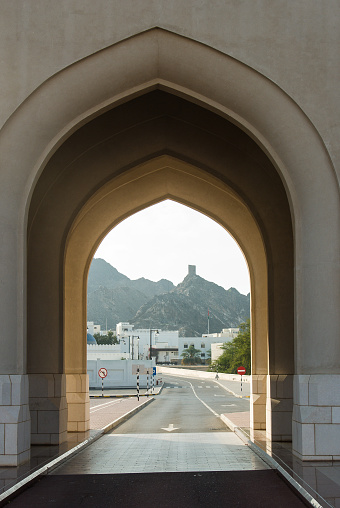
xmin=188 ymin=265 xmax=196 ymax=276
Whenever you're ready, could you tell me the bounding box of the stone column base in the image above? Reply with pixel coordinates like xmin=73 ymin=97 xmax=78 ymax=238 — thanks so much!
xmin=66 ymin=374 xmax=90 ymax=432
xmin=29 ymin=374 xmax=67 ymax=445
xmin=293 ymin=375 xmax=340 ymax=460
xmin=250 ymin=375 xmax=266 ymax=431
xmin=0 ymin=375 xmax=30 ymax=466
xmin=266 ymin=374 xmax=293 ymax=442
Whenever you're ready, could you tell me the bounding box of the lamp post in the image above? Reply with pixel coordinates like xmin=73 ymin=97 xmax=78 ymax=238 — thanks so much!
xmin=130 ymin=335 xmax=140 ymax=360
xmin=149 ymin=328 xmax=159 ymax=361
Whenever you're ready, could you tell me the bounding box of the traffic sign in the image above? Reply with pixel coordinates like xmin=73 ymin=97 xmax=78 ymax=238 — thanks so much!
xmin=132 ymin=364 xmax=150 ymax=375
xmin=98 ymin=367 xmax=108 ymax=379
xmin=237 ymin=366 xmax=246 ymax=375
xmin=153 ymin=367 xmax=156 ymax=376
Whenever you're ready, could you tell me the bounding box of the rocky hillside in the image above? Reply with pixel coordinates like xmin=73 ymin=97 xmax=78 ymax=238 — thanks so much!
xmin=87 ymin=259 xmax=175 ymax=329
xmin=87 ymin=259 xmax=250 ymax=336
xmin=132 ymin=272 xmax=250 ymax=336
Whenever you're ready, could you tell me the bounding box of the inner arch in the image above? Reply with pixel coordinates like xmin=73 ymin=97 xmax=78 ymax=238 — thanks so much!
xmin=27 ymin=90 xmax=293 ymax=442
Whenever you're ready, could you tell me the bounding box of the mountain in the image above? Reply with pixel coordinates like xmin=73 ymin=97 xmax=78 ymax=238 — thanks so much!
xmin=87 ymin=259 xmax=250 ymax=336
xmin=87 ymin=259 xmax=175 ymax=329
xmin=131 ymin=272 xmax=250 ymax=336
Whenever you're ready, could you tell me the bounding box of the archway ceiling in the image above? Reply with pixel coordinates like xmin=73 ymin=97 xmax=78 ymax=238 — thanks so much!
xmin=28 ymin=91 xmax=292 ymax=253
xmin=28 ymin=90 xmax=294 ymax=375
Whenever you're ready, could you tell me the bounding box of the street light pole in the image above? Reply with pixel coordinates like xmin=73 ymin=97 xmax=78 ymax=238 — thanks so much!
xmin=149 ymin=328 xmax=159 ymax=361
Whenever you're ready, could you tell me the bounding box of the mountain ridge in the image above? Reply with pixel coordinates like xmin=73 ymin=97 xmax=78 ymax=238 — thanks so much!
xmin=87 ymin=258 xmax=250 ymax=336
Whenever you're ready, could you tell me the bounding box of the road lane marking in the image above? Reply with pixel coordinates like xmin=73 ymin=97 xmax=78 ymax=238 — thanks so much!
xmin=221 ymin=404 xmax=236 ymax=407
xmin=90 ymin=399 xmax=123 ymax=413
xmin=182 ymin=380 xmax=219 ymax=417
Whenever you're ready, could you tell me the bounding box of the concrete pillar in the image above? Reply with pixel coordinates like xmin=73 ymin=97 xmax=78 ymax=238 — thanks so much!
xmin=66 ymin=374 xmax=90 ymax=432
xmin=266 ymin=375 xmax=293 ymax=442
xmin=250 ymin=375 xmax=267 ymax=431
xmin=29 ymin=374 xmax=68 ymax=445
xmin=293 ymin=375 xmax=340 ymax=460
xmin=0 ymin=375 xmax=30 ymax=466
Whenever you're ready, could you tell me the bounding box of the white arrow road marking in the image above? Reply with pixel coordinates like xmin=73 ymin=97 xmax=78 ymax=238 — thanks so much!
xmin=161 ymin=424 xmax=180 ymax=432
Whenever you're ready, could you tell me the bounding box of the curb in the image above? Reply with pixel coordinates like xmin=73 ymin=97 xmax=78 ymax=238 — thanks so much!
xmin=214 ymin=380 xmax=250 ymax=399
xmin=222 ymin=421 xmax=323 ymax=508
xmin=90 ymin=383 xmax=164 ymax=399
xmin=0 ymin=397 xmax=155 ymax=506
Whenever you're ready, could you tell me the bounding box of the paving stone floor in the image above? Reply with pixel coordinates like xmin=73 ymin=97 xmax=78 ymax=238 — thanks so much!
xmin=53 ymin=432 xmax=269 ymax=475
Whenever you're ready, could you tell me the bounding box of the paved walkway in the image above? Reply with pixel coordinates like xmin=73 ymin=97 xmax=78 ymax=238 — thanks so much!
xmin=89 ymin=397 xmax=153 ymax=430
xmin=52 ymin=432 xmax=269 ymax=475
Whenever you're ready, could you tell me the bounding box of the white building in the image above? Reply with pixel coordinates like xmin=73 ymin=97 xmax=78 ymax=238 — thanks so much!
xmin=203 ymin=328 xmax=239 ymax=340
xmin=116 ymin=322 xmax=179 ymax=360
xmin=211 ymin=343 xmax=225 ymax=363
xmin=87 ymin=321 xmax=101 ymax=336
xmin=178 ymin=329 xmax=239 ymax=364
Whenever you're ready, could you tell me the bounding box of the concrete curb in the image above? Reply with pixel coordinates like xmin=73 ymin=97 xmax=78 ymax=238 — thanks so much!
xmin=221 ymin=421 xmax=323 ymax=508
xmin=90 ymin=382 xmax=164 ymax=399
xmin=214 ymin=380 xmax=250 ymax=399
xmin=220 ymin=413 xmax=239 ymax=431
xmin=0 ymin=397 xmax=155 ymax=505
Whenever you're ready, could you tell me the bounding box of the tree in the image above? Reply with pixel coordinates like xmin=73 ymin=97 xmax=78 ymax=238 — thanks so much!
xmin=181 ymin=345 xmax=202 ymax=365
xmin=94 ymin=331 xmax=119 ymax=345
xmin=213 ymin=320 xmax=251 ymax=374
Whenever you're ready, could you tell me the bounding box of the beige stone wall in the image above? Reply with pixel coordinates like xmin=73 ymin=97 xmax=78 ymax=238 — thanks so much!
xmin=0 ymin=1 xmax=339 ymax=178
xmin=0 ymin=2 xmax=339 ymax=463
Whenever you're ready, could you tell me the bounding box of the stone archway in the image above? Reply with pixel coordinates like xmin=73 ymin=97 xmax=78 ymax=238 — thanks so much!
xmin=27 ymin=91 xmax=294 ymax=446
xmin=64 ymin=156 xmax=269 ymax=436
xmin=0 ymin=28 xmax=337 ymax=465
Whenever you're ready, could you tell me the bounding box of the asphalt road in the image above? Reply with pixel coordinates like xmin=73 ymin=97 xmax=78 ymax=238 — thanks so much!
xmin=109 ymin=374 xmax=249 ymax=434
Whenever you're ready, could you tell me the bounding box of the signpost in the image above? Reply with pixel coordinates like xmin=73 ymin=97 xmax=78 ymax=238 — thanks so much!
xmin=98 ymin=367 xmax=108 ymax=397
xmin=146 ymin=368 xmax=150 ymax=397
xmin=151 ymin=366 xmax=156 ymax=393
xmin=237 ymin=366 xmax=246 ymax=392
xmin=132 ymin=364 xmax=154 ymax=398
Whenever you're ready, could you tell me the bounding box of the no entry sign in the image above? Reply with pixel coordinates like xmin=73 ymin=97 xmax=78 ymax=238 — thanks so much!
xmin=98 ymin=367 xmax=108 ymax=379
xmin=237 ymin=366 xmax=246 ymax=375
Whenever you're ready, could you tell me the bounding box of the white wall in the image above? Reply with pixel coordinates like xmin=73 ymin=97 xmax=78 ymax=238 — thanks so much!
xmin=88 ymin=359 xmax=155 ymax=388
xmin=178 ymin=336 xmax=234 ymax=362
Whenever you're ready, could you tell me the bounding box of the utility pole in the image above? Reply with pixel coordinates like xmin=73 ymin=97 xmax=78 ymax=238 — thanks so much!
xmin=149 ymin=329 xmax=159 ymax=361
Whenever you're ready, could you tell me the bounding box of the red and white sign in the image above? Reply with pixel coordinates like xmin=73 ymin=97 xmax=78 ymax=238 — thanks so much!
xmin=237 ymin=366 xmax=246 ymax=375
xmin=98 ymin=367 xmax=108 ymax=379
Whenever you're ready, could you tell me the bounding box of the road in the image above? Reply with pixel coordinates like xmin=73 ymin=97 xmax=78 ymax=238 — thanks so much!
xmin=109 ymin=375 xmax=249 ymax=434
xmin=4 ymin=375 xmax=309 ymax=508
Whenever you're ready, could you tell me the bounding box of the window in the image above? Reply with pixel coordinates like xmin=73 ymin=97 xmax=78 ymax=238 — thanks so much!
xmin=201 ymin=343 xmax=205 ymax=348
xmin=184 ymin=344 xmax=188 ymax=348
xmin=201 ymin=353 xmax=205 ymax=357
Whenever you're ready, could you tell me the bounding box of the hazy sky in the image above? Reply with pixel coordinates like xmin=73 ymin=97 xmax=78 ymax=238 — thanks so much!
xmin=94 ymin=200 xmax=250 ymax=295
